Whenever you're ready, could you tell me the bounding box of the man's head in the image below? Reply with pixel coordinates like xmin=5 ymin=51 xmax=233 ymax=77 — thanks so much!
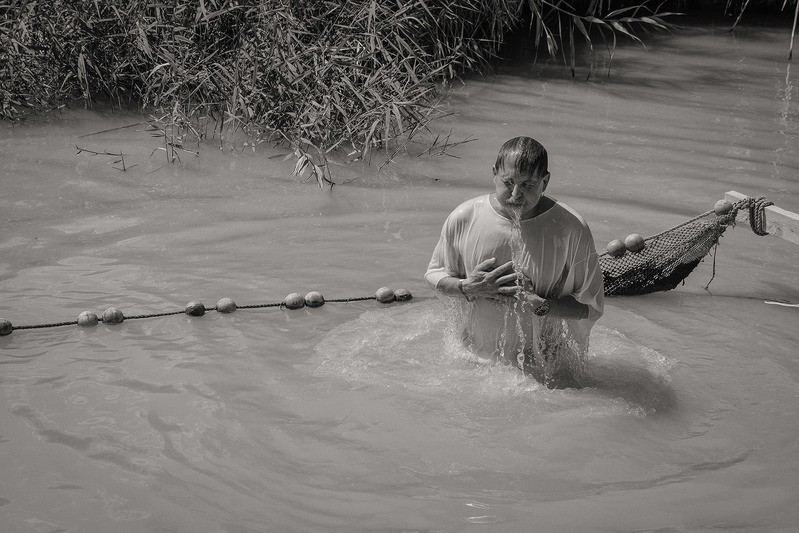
xmin=493 ymin=136 xmax=548 ymax=177
xmin=492 ymin=137 xmax=550 ymax=216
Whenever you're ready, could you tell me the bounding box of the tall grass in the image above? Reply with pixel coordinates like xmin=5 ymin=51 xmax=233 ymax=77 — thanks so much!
xmin=1 ymin=1 xmax=685 ymax=185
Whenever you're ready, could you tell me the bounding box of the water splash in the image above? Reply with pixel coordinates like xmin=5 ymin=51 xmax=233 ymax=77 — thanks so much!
xmin=311 ymin=301 xmax=676 ymax=417
xmin=496 ymin=206 xmax=531 ymax=371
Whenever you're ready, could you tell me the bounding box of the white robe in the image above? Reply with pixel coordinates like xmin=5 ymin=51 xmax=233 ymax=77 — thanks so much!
xmin=425 ymin=194 xmax=604 ymax=369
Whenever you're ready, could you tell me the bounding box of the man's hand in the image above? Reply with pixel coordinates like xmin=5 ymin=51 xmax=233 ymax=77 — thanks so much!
xmin=499 ymin=274 xmax=544 ymax=307
xmin=494 ymin=274 xmax=548 ymax=312
xmin=461 ymin=258 xmax=519 ymax=300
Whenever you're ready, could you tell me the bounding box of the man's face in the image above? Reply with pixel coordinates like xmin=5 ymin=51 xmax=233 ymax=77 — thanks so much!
xmin=492 ymin=165 xmax=550 ymax=215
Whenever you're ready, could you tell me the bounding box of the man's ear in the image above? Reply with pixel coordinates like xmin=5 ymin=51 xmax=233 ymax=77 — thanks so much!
xmin=491 ymin=165 xmax=498 ymax=176
xmin=541 ymin=172 xmax=551 ymax=190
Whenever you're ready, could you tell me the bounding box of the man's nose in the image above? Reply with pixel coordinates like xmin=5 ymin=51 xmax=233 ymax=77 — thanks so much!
xmin=511 ymin=184 xmax=523 ymax=199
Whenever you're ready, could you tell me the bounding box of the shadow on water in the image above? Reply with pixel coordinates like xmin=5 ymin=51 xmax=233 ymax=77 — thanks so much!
xmin=578 ymin=357 xmax=679 ymax=416
xmin=523 ymin=340 xmax=679 ymax=416
xmin=575 ymin=322 xmax=681 ymax=416
xmin=488 ymin=23 xmax=796 ymax=106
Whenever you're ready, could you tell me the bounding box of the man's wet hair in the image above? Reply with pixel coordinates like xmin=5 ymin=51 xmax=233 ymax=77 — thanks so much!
xmin=494 ymin=136 xmax=549 ymax=176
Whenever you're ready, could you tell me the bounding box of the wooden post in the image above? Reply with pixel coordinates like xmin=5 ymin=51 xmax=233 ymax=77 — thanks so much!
xmin=724 ymin=191 xmax=799 ymax=246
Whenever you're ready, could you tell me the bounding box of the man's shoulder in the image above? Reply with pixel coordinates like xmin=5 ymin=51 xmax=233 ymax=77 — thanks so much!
xmin=447 ymin=195 xmax=489 ymax=222
xmin=551 ymin=200 xmax=590 ymax=229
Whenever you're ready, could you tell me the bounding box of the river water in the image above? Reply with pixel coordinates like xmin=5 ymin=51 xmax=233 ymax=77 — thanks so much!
xmin=2 ymin=23 xmax=798 ymax=533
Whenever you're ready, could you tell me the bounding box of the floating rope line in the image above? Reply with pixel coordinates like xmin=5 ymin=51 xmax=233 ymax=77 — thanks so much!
xmin=10 ymin=320 xmax=80 ymax=331
xmin=0 ymin=288 xmax=411 ymax=336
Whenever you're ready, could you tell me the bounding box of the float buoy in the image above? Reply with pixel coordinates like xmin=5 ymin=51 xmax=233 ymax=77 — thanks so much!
xmin=305 ymin=291 xmax=325 ymax=308
xmin=375 ymin=287 xmax=396 ymax=303
xmin=0 ymin=318 xmax=12 ymax=336
xmin=102 ymin=308 xmax=124 ymax=324
xmin=607 ymin=239 xmax=627 ymax=258
xmin=394 ymin=288 xmax=412 ymax=301
xmin=714 ymin=199 xmax=733 ymax=215
xmin=624 ymin=233 xmax=645 ymax=253
xmin=185 ymin=301 xmax=206 ymax=316
xmin=283 ymin=293 xmax=305 ymax=309
xmin=216 ymin=298 xmax=236 ymax=313
xmin=77 ymin=311 xmax=98 ymax=327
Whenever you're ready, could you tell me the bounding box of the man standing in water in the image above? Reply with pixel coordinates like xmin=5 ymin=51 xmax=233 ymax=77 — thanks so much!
xmin=425 ymin=137 xmax=604 ymax=382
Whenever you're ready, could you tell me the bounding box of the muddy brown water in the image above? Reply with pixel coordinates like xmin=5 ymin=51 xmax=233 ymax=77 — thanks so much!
xmin=2 ymin=24 xmax=798 ymax=533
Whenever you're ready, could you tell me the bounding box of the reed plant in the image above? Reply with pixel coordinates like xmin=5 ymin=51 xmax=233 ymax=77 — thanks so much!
xmin=0 ymin=1 xmax=699 ymax=185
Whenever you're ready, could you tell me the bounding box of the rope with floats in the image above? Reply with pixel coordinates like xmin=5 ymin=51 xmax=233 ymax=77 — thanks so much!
xmin=0 ymin=287 xmax=412 ymax=336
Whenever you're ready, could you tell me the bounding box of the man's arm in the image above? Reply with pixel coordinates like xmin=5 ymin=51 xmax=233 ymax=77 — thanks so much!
xmin=435 ymin=256 xmax=590 ymax=316
xmin=494 ymin=274 xmax=591 ymax=319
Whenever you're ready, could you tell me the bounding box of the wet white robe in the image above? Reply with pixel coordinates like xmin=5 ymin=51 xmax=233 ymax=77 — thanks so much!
xmin=425 ymin=194 xmax=604 ymax=367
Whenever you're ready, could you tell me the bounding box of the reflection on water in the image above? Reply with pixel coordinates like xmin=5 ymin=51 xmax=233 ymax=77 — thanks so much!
xmin=2 ymin=24 xmax=799 ymax=533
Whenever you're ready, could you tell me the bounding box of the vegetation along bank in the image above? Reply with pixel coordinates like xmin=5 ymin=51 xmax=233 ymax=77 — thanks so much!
xmin=1 ymin=1 xmax=793 ymax=184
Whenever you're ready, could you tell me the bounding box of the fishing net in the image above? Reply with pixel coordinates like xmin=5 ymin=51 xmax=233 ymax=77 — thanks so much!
xmin=599 ymin=197 xmax=773 ymax=296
